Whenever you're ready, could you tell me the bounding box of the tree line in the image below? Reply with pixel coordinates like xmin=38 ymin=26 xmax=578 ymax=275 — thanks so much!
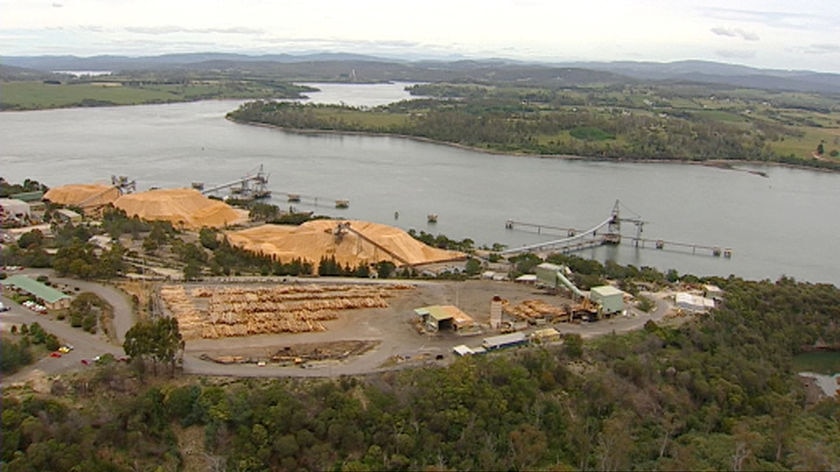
xmin=3 ymin=273 xmax=839 ymax=470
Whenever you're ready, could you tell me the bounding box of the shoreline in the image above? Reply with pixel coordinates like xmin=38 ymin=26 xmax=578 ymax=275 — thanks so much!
xmin=226 ymin=116 xmax=838 ymax=176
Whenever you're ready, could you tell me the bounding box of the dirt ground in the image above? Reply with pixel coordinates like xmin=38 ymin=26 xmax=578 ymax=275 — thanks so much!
xmin=179 ymin=278 xmax=584 ymax=374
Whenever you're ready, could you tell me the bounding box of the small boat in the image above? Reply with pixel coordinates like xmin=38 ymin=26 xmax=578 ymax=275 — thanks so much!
xmin=288 ymin=194 xmax=301 ymax=202
xmin=427 ymin=213 xmax=438 ymax=223
xmin=335 ymin=200 xmax=350 ymax=209
xmin=191 ymin=182 xmax=204 ymax=191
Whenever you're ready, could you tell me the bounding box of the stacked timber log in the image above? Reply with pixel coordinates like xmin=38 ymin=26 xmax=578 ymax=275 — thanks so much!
xmin=160 ymin=283 xmax=413 ymax=339
xmin=159 ymin=285 xmax=204 ymax=339
xmin=503 ymin=299 xmax=568 ymax=322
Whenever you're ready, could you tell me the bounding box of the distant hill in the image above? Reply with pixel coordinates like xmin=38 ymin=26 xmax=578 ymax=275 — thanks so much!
xmin=2 ymin=53 xmax=839 ymax=94
xmin=564 ymin=60 xmax=840 ymax=94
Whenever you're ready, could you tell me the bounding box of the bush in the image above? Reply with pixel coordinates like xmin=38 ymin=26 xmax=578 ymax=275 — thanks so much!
xmin=82 ymin=313 xmax=97 ymax=333
xmin=636 ymin=295 xmax=655 ymax=313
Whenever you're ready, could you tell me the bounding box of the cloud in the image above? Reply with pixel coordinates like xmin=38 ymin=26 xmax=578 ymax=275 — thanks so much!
xmin=51 ymin=2 xmax=63 ymax=7
xmin=124 ymin=26 xmax=263 ymax=35
xmin=802 ymin=43 xmax=840 ymax=54
xmin=710 ymin=27 xmax=759 ymax=41
xmin=699 ymin=7 xmax=832 ymax=30
xmin=715 ymin=49 xmax=757 ymax=59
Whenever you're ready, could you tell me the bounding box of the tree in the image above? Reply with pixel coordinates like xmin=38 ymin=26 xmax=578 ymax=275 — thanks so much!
xmin=816 ymin=141 xmax=825 ymax=156
xmin=376 ymin=261 xmax=396 ymax=279
xmin=124 ymin=317 xmax=184 ymax=377
xmin=17 ymin=229 xmax=44 ymax=249
xmin=199 ymin=227 xmax=220 ymax=250
xmin=464 ymin=258 xmax=482 ymax=277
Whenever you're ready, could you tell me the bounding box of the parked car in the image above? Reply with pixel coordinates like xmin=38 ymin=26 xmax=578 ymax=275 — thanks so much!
xmin=50 ymin=352 xmax=62 ymax=358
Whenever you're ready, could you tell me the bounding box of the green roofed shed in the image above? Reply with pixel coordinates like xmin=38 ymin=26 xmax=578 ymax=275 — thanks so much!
xmin=2 ymin=274 xmax=71 ymax=309
xmin=9 ymin=191 xmax=45 ymax=202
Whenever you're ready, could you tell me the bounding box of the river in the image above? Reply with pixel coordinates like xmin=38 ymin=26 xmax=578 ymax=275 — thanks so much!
xmin=2 ymin=82 xmax=839 ymax=285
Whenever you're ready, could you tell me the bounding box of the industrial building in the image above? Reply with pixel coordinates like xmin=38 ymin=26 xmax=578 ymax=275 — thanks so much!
xmin=589 ymin=285 xmax=625 ymax=316
xmin=54 ymin=208 xmax=82 ymax=224
xmin=676 ymin=292 xmax=716 ymax=313
xmin=535 ymin=263 xmax=579 ymax=293
xmin=1 ymin=275 xmax=71 ymax=310
xmin=0 ymin=198 xmax=31 ymax=223
xmin=482 ymin=332 xmax=527 ymax=350
xmin=415 ymin=305 xmax=476 ymax=332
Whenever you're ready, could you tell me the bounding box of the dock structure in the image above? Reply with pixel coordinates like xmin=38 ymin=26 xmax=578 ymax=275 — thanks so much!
xmin=272 ymin=192 xmax=349 ymax=209
xmin=201 ymin=164 xmax=271 ymax=201
xmin=502 ymin=200 xmax=731 ymax=258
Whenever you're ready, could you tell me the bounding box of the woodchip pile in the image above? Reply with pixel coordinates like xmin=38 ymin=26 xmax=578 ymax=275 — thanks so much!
xmin=225 ymin=220 xmax=465 ymax=269
xmin=44 ymin=184 xmax=121 ymax=212
xmin=160 ymin=283 xmax=413 ymax=339
xmin=113 ymin=188 xmax=248 ymax=229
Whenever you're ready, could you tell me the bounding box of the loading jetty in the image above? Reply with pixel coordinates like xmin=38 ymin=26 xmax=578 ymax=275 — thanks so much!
xmin=503 ymin=200 xmax=732 ymax=258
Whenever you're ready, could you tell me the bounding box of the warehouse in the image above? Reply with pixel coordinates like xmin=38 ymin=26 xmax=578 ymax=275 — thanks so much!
xmin=482 ymin=332 xmax=527 ymax=350
xmin=589 ymin=285 xmax=625 ymax=316
xmin=2 ymin=275 xmax=71 ymax=310
xmin=415 ymin=305 xmax=476 ymax=332
xmin=0 ymin=198 xmax=30 ymax=223
xmin=676 ymin=292 xmax=716 ymax=313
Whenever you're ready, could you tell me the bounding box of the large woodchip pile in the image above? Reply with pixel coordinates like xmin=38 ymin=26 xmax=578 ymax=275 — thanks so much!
xmin=160 ymin=283 xmax=413 ymax=339
xmin=44 ymin=184 xmax=121 ymax=212
xmin=226 ymin=220 xmax=465 ymax=268
xmin=113 ymin=188 xmax=248 ymax=229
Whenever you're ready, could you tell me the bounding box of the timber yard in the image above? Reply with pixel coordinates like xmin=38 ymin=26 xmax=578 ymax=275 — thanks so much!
xmin=1 ymin=168 xmax=728 ymax=382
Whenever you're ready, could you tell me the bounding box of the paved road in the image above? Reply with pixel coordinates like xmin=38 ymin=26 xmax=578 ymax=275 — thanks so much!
xmin=1 ymin=269 xmax=133 ymax=387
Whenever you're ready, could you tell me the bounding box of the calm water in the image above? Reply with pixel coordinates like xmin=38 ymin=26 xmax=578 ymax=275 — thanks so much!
xmin=2 ymin=82 xmax=839 ymax=285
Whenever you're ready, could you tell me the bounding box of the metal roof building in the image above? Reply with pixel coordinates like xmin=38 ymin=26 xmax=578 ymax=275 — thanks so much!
xmin=414 ymin=305 xmax=476 ymax=332
xmin=2 ymin=275 xmax=71 ymax=309
xmin=590 ymin=285 xmax=625 ymax=315
xmin=676 ymin=292 xmax=715 ymax=313
xmin=482 ymin=332 xmax=527 ymax=350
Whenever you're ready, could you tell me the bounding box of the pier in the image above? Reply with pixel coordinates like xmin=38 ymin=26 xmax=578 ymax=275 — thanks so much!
xmin=274 ymin=192 xmax=350 ymax=209
xmin=502 ymin=200 xmax=731 ymax=258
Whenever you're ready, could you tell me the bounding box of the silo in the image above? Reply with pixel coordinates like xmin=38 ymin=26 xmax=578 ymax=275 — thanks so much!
xmin=490 ymin=295 xmax=503 ymax=329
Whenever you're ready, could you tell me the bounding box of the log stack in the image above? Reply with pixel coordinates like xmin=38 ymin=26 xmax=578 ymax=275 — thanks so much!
xmin=160 ymin=283 xmax=413 ymax=339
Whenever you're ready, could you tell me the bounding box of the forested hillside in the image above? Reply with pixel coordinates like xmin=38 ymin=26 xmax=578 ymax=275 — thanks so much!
xmin=227 ymin=83 xmax=840 ymax=169
xmin=3 ymin=276 xmax=839 ymax=471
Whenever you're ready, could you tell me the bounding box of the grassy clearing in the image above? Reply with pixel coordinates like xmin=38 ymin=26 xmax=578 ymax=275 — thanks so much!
xmin=570 ymin=126 xmax=615 ymax=141
xmin=769 ymin=125 xmax=840 ymax=158
xmin=0 ymin=81 xmax=177 ymax=108
xmin=793 ymin=351 xmax=840 ymax=375
xmin=0 ymin=80 xmax=308 ymax=110
xmin=692 ymin=109 xmax=748 ymax=123
xmin=308 ymin=107 xmax=410 ymax=129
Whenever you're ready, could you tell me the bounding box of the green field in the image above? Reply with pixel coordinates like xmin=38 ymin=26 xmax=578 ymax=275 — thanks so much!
xmin=0 ymin=80 xmax=310 ymax=110
xmin=0 ymin=81 xmax=178 ymax=108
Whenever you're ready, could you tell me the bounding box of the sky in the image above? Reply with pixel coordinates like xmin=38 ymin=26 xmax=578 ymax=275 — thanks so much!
xmin=2 ymin=0 xmax=839 ymax=72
